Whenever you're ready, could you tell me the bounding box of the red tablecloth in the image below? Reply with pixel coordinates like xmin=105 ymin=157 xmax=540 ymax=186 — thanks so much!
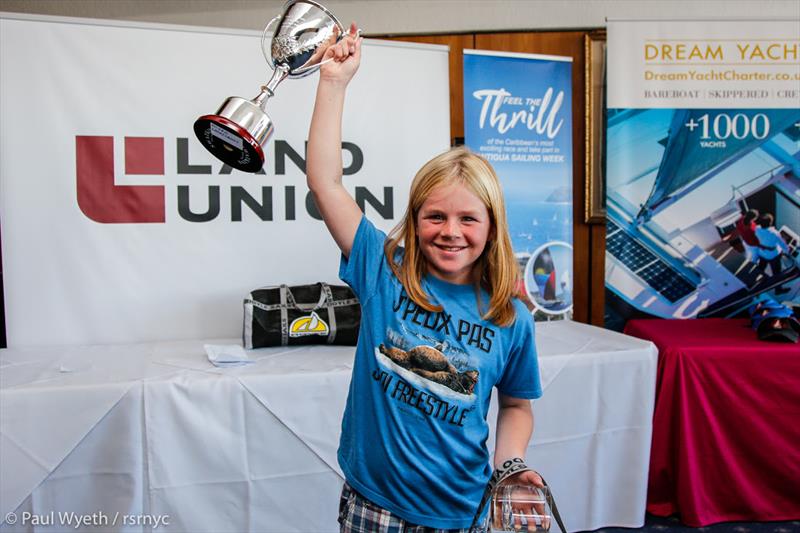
xmin=624 ymin=318 xmax=800 ymax=526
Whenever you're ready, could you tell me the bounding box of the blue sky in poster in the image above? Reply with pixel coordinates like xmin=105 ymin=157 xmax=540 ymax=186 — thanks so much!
xmin=463 ymin=51 xmax=573 ymax=256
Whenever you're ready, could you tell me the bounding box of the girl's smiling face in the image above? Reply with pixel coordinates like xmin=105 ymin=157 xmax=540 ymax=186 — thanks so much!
xmin=415 ymin=182 xmax=493 ymax=285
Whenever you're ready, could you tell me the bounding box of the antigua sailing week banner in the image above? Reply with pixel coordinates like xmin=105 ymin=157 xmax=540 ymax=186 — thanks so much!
xmin=463 ymin=50 xmax=573 ymax=319
xmin=605 ymin=19 xmax=800 ymax=326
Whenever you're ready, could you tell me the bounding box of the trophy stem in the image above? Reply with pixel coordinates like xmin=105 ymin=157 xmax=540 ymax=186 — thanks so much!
xmin=254 ymin=64 xmax=291 ymax=109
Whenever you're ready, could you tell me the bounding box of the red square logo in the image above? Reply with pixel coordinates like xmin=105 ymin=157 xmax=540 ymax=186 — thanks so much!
xmin=125 ymin=137 xmax=164 ymax=175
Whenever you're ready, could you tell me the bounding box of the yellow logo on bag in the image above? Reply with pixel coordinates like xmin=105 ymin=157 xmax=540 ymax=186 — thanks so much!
xmin=289 ymin=311 xmax=329 ymax=337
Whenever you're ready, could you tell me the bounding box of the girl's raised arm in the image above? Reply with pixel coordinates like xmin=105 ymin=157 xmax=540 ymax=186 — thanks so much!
xmin=306 ymin=24 xmax=363 ymax=258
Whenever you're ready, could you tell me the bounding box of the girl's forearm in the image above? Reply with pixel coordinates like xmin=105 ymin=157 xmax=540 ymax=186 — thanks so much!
xmin=307 ymin=79 xmax=347 ymax=192
xmin=493 ymin=401 xmax=533 ymax=468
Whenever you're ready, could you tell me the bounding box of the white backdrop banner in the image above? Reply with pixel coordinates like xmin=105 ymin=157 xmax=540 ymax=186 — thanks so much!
xmin=0 ymin=14 xmax=450 ymax=346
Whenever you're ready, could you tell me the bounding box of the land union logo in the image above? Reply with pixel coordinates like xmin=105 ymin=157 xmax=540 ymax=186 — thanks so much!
xmin=289 ymin=312 xmax=329 ymax=337
xmin=74 ymin=135 xmax=390 ymax=224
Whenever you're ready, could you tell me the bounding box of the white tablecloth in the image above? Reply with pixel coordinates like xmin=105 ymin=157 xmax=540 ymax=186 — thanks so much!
xmin=0 ymin=321 xmax=657 ymax=532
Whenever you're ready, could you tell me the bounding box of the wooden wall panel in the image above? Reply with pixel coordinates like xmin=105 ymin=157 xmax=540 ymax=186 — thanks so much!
xmin=590 ymin=224 xmax=606 ymax=326
xmin=380 ymin=34 xmax=473 ymax=145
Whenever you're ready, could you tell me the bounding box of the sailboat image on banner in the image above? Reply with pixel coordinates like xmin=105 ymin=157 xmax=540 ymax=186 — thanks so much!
xmin=524 ymin=241 xmax=573 ymax=316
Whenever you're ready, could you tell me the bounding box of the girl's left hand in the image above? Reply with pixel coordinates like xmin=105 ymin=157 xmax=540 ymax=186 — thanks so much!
xmin=507 ymin=469 xmax=543 ymax=488
xmin=502 ymin=470 xmax=550 ymax=532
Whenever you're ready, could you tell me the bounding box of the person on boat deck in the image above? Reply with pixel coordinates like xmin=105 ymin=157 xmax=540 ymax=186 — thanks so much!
xmin=735 ymin=209 xmax=761 ymax=264
xmin=754 ymin=213 xmax=791 ymax=295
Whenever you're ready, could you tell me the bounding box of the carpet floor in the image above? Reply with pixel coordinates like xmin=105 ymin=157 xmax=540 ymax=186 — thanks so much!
xmin=582 ymin=514 xmax=800 ymax=533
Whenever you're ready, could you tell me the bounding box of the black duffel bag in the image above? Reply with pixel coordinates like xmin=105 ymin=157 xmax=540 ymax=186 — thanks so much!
xmin=243 ymin=283 xmax=361 ymax=348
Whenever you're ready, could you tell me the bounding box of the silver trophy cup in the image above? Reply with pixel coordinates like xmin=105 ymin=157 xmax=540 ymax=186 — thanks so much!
xmin=194 ymin=0 xmax=347 ymax=173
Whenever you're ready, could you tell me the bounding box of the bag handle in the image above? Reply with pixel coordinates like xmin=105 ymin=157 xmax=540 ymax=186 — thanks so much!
xmin=321 ymin=283 xmax=337 ymax=344
xmin=244 ymin=284 xmax=359 ymax=313
xmin=469 ymin=457 xmax=566 ymax=533
xmin=282 ymin=283 xmax=328 ymax=311
xmin=280 ymin=285 xmax=289 ymax=345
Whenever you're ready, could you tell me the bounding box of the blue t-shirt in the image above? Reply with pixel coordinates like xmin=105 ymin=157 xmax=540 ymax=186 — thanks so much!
xmin=338 ymin=216 xmax=542 ymax=529
xmin=754 ymin=226 xmax=789 ymax=260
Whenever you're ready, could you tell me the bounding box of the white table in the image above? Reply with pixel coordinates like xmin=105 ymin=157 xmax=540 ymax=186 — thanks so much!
xmin=1 ymin=321 xmax=657 ymax=532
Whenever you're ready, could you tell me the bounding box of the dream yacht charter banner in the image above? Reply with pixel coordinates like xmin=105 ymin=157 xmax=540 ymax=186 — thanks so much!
xmin=463 ymin=50 xmax=573 ymax=319
xmin=605 ymin=19 xmax=800 ymax=323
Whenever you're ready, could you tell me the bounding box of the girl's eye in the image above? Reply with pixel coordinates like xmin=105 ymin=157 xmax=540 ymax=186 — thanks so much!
xmin=463 ymin=216 xmax=476 ymax=222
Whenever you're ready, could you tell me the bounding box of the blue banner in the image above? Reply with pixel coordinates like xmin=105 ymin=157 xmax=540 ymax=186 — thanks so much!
xmin=463 ymin=50 xmax=573 ymax=317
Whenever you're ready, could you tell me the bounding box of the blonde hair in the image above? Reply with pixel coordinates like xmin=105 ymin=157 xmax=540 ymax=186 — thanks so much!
xmin=384 ymin=146 xmax=519 ymax=327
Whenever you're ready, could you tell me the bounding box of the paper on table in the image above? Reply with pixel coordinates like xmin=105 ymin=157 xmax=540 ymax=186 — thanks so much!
xmin=204 ymin=344 xmax=254 ymax=367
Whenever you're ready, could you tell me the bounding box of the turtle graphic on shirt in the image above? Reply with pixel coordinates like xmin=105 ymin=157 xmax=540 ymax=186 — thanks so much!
xmin=378 ymin=343 xmax=479 ymax=395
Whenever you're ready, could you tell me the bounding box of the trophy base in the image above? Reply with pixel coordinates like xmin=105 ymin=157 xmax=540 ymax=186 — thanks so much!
xmin=193 ymin=114 xmax=266 ymax=173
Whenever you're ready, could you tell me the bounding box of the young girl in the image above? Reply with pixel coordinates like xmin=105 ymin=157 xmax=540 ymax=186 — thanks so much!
xmin=307 ymin=25 xmax=543 ymax=532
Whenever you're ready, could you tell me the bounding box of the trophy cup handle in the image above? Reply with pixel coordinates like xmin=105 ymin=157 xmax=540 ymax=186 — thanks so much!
xmin=260 ymin=15 xmax=282 ymax=70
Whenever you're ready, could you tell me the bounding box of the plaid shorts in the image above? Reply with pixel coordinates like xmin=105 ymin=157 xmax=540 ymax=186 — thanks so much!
xmin=338 ymin=482 xmax=489 ymax=533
